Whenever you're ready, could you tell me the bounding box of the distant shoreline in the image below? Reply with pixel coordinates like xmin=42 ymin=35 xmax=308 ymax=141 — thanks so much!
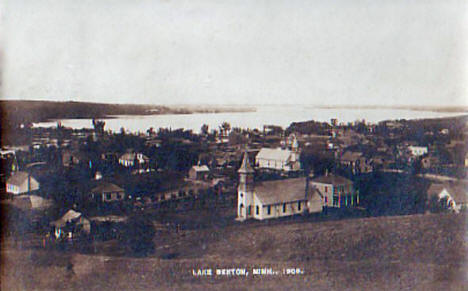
xmin=309 ymin=105 xmax=468 ymax=114
xmin=2 ymin=100 xmax=466 ymax=127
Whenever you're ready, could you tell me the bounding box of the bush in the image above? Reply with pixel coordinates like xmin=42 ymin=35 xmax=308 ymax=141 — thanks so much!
xmin=120 ymin=215 xmax=155 ymax=256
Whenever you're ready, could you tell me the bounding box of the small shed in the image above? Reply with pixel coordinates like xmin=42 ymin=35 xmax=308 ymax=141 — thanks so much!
xmin=188 ymin=165 xmax=210 ymax=180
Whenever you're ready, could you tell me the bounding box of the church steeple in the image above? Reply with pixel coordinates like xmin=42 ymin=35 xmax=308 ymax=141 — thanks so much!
xmin=237 ymin=151 xmax=255 ymax=220
xmin=238 ymin=151 xmax=254 ymax=174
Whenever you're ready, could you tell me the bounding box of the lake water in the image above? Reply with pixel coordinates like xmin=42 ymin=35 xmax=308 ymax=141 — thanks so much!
xmin=33 ymin=105 xmax=466 ymax=134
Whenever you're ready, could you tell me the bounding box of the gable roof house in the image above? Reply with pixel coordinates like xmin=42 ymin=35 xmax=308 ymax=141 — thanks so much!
xmin=310 ymin=174 xmax=356 ymax=208
xmin=427 ymin=183 xmax=468 ymax=213
xmin=91 ymin=182 xmax=126 ymax=203
xmin=255 ymin=147 xmax=301 ymax=172
xmin=119 ymin=152 xmax=149 ymax=168
xmin=339 ymin=151 xmax=372 ymax=174
xmin=6 ymin=171 xmax=40 ymax=195
xmin=50 ymin=209 xmax=91 ymax=240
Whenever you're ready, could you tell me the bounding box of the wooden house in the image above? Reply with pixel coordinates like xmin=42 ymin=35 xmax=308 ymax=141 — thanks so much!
xmin=119 ymin=152 xmax=149 ymax=168
xmin=91 ymin=182 xmax=126 ymax=203
xmin=188 ymin=165 xmax=210 ymax=180
xmin=50 ymin=209 xmax=91 ymax=240
xmin=427 ymin=183 xmax=468 ymax=213
xmin=310 ymin=173 xmax=356 ymax=208
xmin=6 ymin=171 xmax=40 ymax=195
xmin=255 ymin=147 xmax=301 ymax=172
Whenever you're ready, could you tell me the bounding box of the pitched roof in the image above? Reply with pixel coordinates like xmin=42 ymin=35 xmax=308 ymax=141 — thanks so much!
xmin=62 ymin=150 xmax=90 ymax=161
xmin=91 ymin=182 xmax=124 ymax=193
xmin=238 ymin=152 xmax=254 ymax=173
xmin=50 ymin=209 xmax=82 ymax=228
xmin=256 ymin=148 xmax=292 ymax=162
xmin=428 ymin=183 xmax=468 ymax=204
xmin=6 ymin=171 xmax=36 ymax=186
xmin=191 ymin=165 xmax=210 ymax=172
xmin=340 ymin=151 xmax=363 ymax=162
xmin=311 ymin=174 xmax=353 ymax=185
xmin=255 ymin=177 xmax=307 ymax=205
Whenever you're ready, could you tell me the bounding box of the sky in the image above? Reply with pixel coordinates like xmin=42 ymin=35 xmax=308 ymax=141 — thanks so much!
xmin=1 ymin=0 xmax=467 ymax=106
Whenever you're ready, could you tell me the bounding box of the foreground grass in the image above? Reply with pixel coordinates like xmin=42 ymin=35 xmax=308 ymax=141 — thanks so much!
xmin=2 ymin=213 xmax=467 ymax=290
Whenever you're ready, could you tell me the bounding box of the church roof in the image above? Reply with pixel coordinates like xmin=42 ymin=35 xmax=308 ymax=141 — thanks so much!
xmin=238 ymin=152 xmax=254 ymax=173
xmin=256 ymin=148 xmax=292 ymax=162
xmin=255 ymin=177 xmax=307 ymax=205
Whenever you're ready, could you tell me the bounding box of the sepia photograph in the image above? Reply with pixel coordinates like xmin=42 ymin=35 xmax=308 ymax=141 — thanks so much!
xmin=1 ymin=0 xmax=467 ymax=290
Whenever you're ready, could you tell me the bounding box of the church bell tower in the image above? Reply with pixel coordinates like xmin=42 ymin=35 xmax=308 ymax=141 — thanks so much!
xmin=237 ymin=151 xmax=254 ymax=220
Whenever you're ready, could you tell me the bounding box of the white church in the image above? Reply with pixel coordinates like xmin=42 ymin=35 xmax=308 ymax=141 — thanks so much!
xmin=237 ymin=152 xmax=357 ymax=221
xmin=237 ymin=152 xmax=320 ymax=221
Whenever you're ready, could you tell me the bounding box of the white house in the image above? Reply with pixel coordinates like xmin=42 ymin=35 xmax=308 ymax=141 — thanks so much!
xmin=255 ymin=138 xmax=301 ymax=173
xmin=408 ymin=146 xmax=428 ymax=157
xmin=119 ymin=152 xmax=149 ymax=167
xmin=427 ymin=183 xmax=468 ymax=213
xmin=6 ymin=171 xmax=40 ymax=195
xmin=237 ymin=152 xmax=321 ymax=221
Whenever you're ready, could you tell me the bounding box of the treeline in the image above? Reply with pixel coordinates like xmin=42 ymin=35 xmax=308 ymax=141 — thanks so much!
xmin=0 ymin=100 xmax=170 ymax=127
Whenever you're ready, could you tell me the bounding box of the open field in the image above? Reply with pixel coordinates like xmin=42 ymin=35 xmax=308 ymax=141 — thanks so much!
xmin=2 ymin=213 xmax=467 ymax=290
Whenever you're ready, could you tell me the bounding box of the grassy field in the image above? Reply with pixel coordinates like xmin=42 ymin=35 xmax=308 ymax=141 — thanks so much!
xmin=1 ymin=213 xmax=467 ymax=290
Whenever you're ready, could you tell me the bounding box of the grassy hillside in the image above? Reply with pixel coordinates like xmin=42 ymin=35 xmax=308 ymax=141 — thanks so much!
xmin=1 ymin=213 xmax=466 ymax=290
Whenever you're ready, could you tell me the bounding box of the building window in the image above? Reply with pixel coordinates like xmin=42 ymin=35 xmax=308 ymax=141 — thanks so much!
xmin=106 ymin=193 xmax=111 ymax=200
xmin=325 ymin=186 xmax=328 ymax=193
xmin=267 ymin=205 xmax=271 ymax=215
xmin=298 ymin=201 xmax=301 ymax=211
xmin=247 ymin=206 xmax=251 ymax=215
xmin=240 ymin=193 xmax=243 ymax=198
xmin=283 ymin=203 xmax=286 ymax=213
xmin=256 ymin=206 xmax=259 ymax=215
